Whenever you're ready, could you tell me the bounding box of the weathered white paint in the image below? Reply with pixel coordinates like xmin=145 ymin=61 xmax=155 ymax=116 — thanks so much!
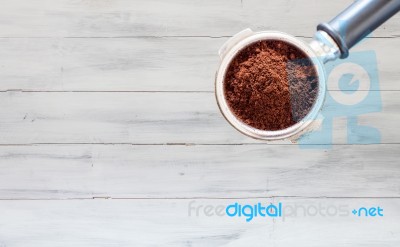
xmin=0 ymin=0 xmax=399 ymax=245
xmin=0 ymin=36 xmax=398 ymax=91
xmin=0 ymin=198 xmax=398 ymax=246
xmin=0 ymin=0 xmax=399 ymax=38
xmin=0 ymin=144 xmax=399 ymax=199
xmin=0 ymin=91 xmax=396 ymax=144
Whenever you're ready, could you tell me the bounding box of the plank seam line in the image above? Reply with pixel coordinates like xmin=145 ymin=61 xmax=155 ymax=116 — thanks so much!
xmin=0 ymin=196 xmax=399 ymax=201
xmin=0 ymin=36 xmax=399 ymax=39
xmin=0 ymin=90 xmax=394 ymax=93
xmin=0 ymin=143 xmax=399 ymax=146
xmin=0 ymin=90 xmax=214 ymax=93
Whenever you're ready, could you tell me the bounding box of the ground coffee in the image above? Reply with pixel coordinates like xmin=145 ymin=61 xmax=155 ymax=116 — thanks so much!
xmin=224 ymin=40 xmax=318 ymax=131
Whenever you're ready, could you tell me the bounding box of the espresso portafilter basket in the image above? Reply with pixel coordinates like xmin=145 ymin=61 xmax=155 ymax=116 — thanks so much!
xmin=215 ymin=0 xmax=400 ymax=140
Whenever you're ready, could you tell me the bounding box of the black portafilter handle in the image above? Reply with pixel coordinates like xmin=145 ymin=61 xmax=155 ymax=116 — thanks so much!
xmin=317 ymin=0 xmax=400 ymax=59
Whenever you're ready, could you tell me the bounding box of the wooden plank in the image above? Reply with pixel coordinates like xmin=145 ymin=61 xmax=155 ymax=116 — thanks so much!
xmin=0 ymin=36 xmax=399 ymax=91
xmin=0 ymin=144 xmax=399 ymax=199
xmin=0 ymin=0 xmax=398 ymax=245
xmin=0 ymin=91 xmax=397 ymax=145
xmin=0 ymin=198 xmax=398 ymax=246
xmin=271 ymin=198 xmax=400 ymax=247
xmin=0 ymin=37 xmax=219 ymax=92
xmin=0 ymin=0 xmax=399 ymax=38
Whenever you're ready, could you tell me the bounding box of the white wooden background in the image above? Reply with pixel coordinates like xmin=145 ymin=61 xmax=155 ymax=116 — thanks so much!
xmin=0 ymin=0 xmax=399 ymax=246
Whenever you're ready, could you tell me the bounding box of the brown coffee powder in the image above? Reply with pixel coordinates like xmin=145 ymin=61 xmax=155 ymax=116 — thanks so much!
xmin=224 ymin=40 xmax=318 ymax=131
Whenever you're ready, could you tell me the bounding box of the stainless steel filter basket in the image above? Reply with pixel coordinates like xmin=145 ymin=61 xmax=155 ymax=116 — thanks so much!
xmin=215 ymin=0 xmax=400 ymax=141
xmin=215 ymin=29 xmax=327 ymax=140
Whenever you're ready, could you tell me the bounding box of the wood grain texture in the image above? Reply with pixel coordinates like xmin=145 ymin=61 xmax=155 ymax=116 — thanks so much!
xmin=0 ymin=0 xmax=399 ymax=38
xmin=0 ymin=36 xmax=399 ymax=91
xmin=0 ymin=91 xmax=396 ymax=144
xmin=0 ymin=144 xmax=399 ymax=199
xmin=0 ymin=0 xmax=399 ymax=245
xmin=0 ymin=198 xmax=398 ymax=247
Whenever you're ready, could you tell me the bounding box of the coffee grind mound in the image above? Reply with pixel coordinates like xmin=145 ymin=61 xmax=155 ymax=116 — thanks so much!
xmin=224 ymin=40 xmax=318 ymax=131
